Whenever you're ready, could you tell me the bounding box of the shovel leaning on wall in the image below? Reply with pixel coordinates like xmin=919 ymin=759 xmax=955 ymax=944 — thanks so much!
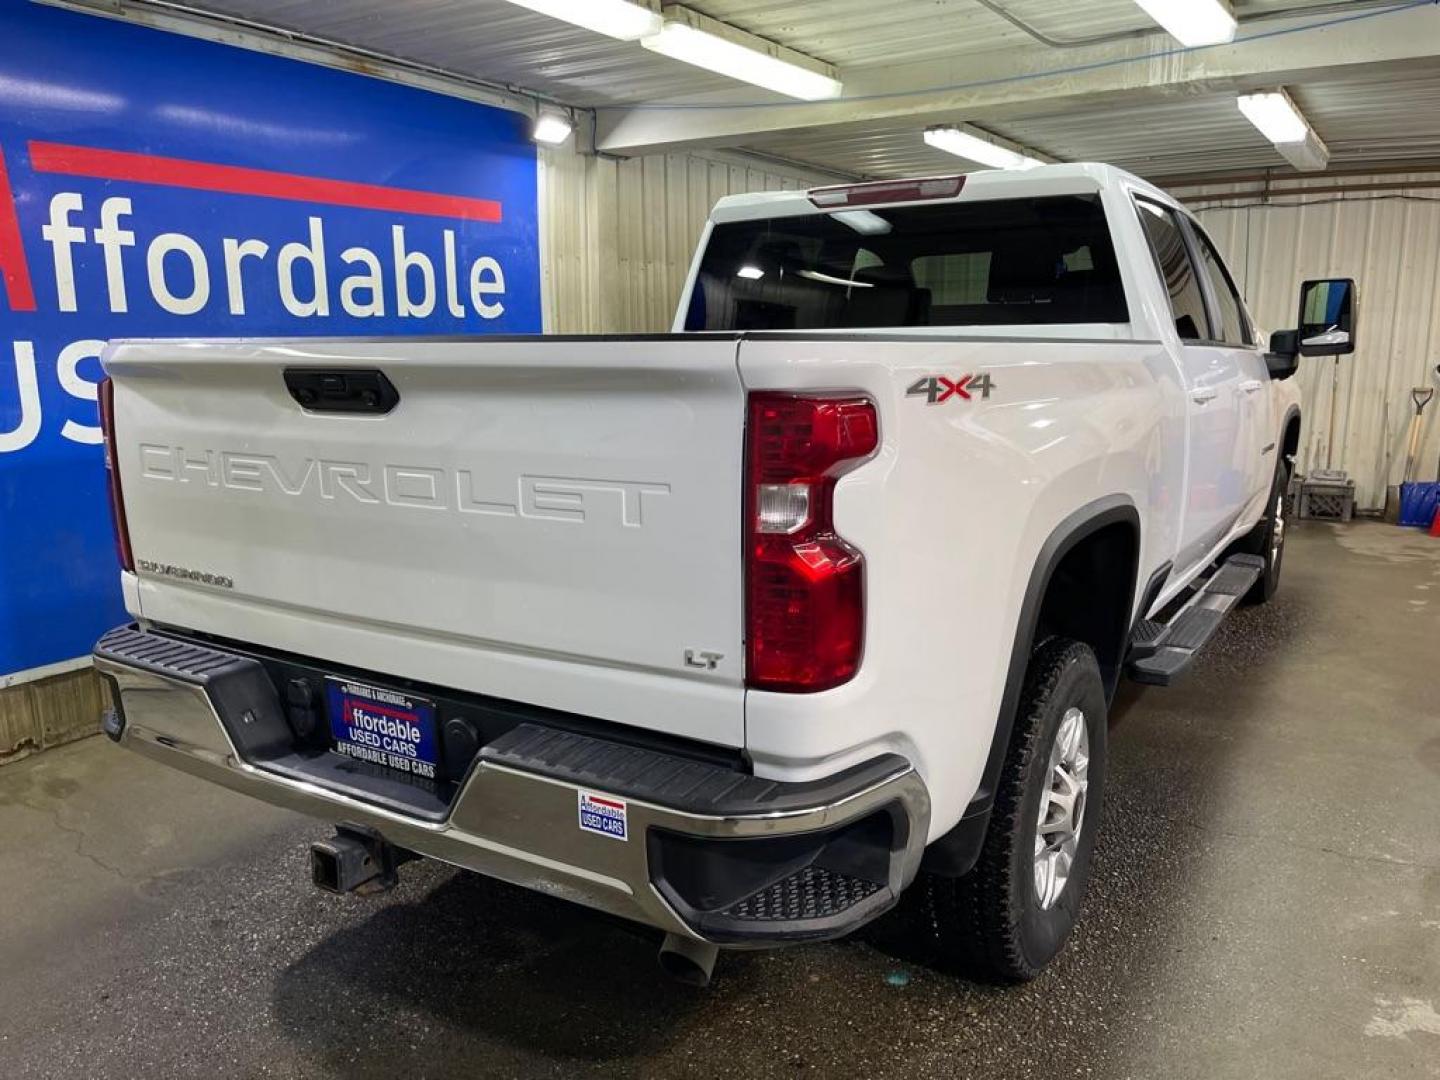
xmin=1387 ymin=386 xmax=1430 ymax=521
xmin=1402 ymin=385 xmax=1436 ymax=483
xmin=1397 ymin=378 xmax=1438 ymax=527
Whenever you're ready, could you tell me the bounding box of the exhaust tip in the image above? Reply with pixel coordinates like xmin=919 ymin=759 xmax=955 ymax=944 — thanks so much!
xmin=658 ymin=934 xmax=719 ymax=988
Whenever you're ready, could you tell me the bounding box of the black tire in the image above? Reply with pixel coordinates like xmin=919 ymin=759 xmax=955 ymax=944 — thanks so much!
xmin=923 ymin=638 xmax=1108 ymax=982
xmin=1241 ymin=456 xmax=1291 ymax=605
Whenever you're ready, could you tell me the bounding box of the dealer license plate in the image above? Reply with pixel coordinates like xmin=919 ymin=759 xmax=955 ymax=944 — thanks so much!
xmin=327 ymin=677 xmax=439 ymax=780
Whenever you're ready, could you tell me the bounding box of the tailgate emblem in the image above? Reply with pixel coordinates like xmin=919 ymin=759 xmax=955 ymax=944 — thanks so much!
xmin=683 ymin=649 xmax=724 ymax=671
xmin=135 ymin=559 xmax=234 ymax=589
xmin=137 ymin=446 xmax=671 ymax=529
xmin=906 ymin=373 xmax=996 ymax=404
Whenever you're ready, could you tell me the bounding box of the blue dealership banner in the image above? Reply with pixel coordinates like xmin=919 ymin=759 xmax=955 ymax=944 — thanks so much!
xmin=0 ymin=3 xmax=541 ymax=677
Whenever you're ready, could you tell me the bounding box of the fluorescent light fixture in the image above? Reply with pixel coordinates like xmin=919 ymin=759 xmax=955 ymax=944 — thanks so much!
xmin=642 ymin=6 xmax=843 ymax=101
xmin=736 ymin=265 xmax=765 ymax=280
xmin=923 ymin=126 xmax=1043 ymax=170
xmin=1276 ymin=128 xmax=1329 ymax=172
xmin=1238 ymin=89 xmax=1329 ymax=171
xmin=1237 ymin=90 xmax=1308 ymax=144
xmin=532 ymin=112 xmax=575 ymax=145
xmin=1131 ymin=0 xmax=1236 ymax=46
xmin=502 ymin=0 xmax=662 ymax=41
xmin=830 ymin=210 xmax=892 ymax=236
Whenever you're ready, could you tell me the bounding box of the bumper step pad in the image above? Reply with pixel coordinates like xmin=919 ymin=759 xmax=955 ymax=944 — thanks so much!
xmin=95 ymin=625 xmax=254 ymax=684
xmin=1126 ymin=554 xmax=1264 ymax=687
xmin=722 ymin=866 xmax=884 ymax=923
xmin=485 ymin=722 xmax=909 ymax=816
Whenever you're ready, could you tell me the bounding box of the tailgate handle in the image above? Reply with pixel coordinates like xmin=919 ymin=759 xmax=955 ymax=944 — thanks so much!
xmin=284 ymin=368 xmax=399 ymax=414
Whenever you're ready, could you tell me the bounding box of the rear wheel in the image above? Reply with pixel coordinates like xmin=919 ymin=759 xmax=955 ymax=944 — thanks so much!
xmin=1242 ymin=457 xmax=1291 ymax=605
xmin=923 ymin=638 xmax=1108 ymax=982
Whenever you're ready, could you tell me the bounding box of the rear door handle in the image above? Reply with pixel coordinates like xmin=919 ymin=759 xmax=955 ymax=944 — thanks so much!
xmin=1191 ymin=387 xmax=1218 ymax=405
xmin=1240 ymin=379 xmax=1265 ymax=394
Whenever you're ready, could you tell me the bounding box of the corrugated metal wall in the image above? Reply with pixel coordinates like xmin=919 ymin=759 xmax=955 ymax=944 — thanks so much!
xmin=1178 ymin=175 xmax=1440 ymax=510
xmin=539 ymin=146 xmax=826 ymax=334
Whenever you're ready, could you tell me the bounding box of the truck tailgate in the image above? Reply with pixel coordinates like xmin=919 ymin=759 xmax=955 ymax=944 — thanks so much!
xmin=105 ymin=337 xmax=746 ymax=746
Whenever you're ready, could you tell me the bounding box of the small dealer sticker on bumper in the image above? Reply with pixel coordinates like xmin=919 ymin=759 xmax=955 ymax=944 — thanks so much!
xmin=578 ymin=791 xmax=628 ymax=841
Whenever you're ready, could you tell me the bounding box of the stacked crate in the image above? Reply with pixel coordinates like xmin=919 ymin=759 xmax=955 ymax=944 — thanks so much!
xmin=1296 ymin=470 xmax=1356 ymax=522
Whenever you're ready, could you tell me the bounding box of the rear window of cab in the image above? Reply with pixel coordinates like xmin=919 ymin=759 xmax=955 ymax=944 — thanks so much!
xmin=685 ymin=194 xmax=1127 ymax=331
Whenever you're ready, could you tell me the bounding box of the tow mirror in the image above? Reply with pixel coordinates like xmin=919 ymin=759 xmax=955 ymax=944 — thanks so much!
xmin=1296 ymin=278 xmax=1356 ymax=357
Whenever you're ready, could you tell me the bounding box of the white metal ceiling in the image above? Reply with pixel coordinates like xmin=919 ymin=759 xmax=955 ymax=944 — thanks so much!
xmin=739 ymin=66 xmax=1440 ymax=178
xmin=125 ymin=0 xmax=1364 ymax=105
xmin=70 ymin=0 xmax=1440 ymax=179
xmin=695 ymin=0 xmax=1354 ymax=67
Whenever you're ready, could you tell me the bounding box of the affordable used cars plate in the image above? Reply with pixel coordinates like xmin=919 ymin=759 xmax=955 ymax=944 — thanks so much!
xmin=326 ymin=677 xmax=439 ymax=780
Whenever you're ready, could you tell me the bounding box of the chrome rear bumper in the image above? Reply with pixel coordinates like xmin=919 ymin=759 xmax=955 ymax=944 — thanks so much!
xmin=96 ymin=625 xmax=930 ymax=945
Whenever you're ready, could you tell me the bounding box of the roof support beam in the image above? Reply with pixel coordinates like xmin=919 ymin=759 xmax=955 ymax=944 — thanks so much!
xmin=596 ymin=4 xmax=1440 ymax=156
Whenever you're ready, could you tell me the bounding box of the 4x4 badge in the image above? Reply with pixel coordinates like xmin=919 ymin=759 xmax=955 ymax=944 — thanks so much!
xmin=906 ymin=373 xmax=996 ymax=404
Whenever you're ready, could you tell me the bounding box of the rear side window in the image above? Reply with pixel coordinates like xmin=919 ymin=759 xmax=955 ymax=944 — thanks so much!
xmin=1191 ymin=225 xmax=1252 ymax=346
xmin=684 ymin=195 xmax=1128 ymax=331
xmin=1135 ymin=199 xmax=1210 ymax=343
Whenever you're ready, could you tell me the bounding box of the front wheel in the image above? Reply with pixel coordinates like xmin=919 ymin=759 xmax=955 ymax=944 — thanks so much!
xmin=1243 ymin=456 xmax=1291 ymax=605
xmin=922 ymin=638 xmax=1108 ymax=982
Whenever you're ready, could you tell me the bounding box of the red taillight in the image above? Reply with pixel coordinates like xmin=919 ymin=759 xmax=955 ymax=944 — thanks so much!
xmin=745 ymin=393 xmax=878 ymax=693
xmin=98 ymin=378 xmax=134 ymax=572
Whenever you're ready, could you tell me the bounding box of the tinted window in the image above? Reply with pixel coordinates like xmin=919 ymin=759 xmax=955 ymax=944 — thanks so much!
xmin=684 ymin=195 xmax=1127 ymax=331
xmin=1191 ymin=225 xmax=1252 ymax=345
xmin=1135 ymin=200 xmax=1211 ymax=342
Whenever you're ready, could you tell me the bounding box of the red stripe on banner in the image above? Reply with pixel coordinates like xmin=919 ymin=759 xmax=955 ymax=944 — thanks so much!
xmin=28 ymin=141 xmax=503 ymax=223
xmin=0 ymin=147 xmax=37 ymax=312
xmin=342 ymin=696 xmax=422 ymax=723
xmin=586 ymin=795 xmax=625 ymax=810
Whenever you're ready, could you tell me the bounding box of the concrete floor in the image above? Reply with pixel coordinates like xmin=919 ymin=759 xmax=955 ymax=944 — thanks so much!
xmin=1 ymin=520 xmax=1438 ymax=1079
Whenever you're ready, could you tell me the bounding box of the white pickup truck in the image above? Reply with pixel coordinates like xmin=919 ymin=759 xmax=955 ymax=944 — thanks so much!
xmin=94 ymin=163 xmax=1355 ymax=986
